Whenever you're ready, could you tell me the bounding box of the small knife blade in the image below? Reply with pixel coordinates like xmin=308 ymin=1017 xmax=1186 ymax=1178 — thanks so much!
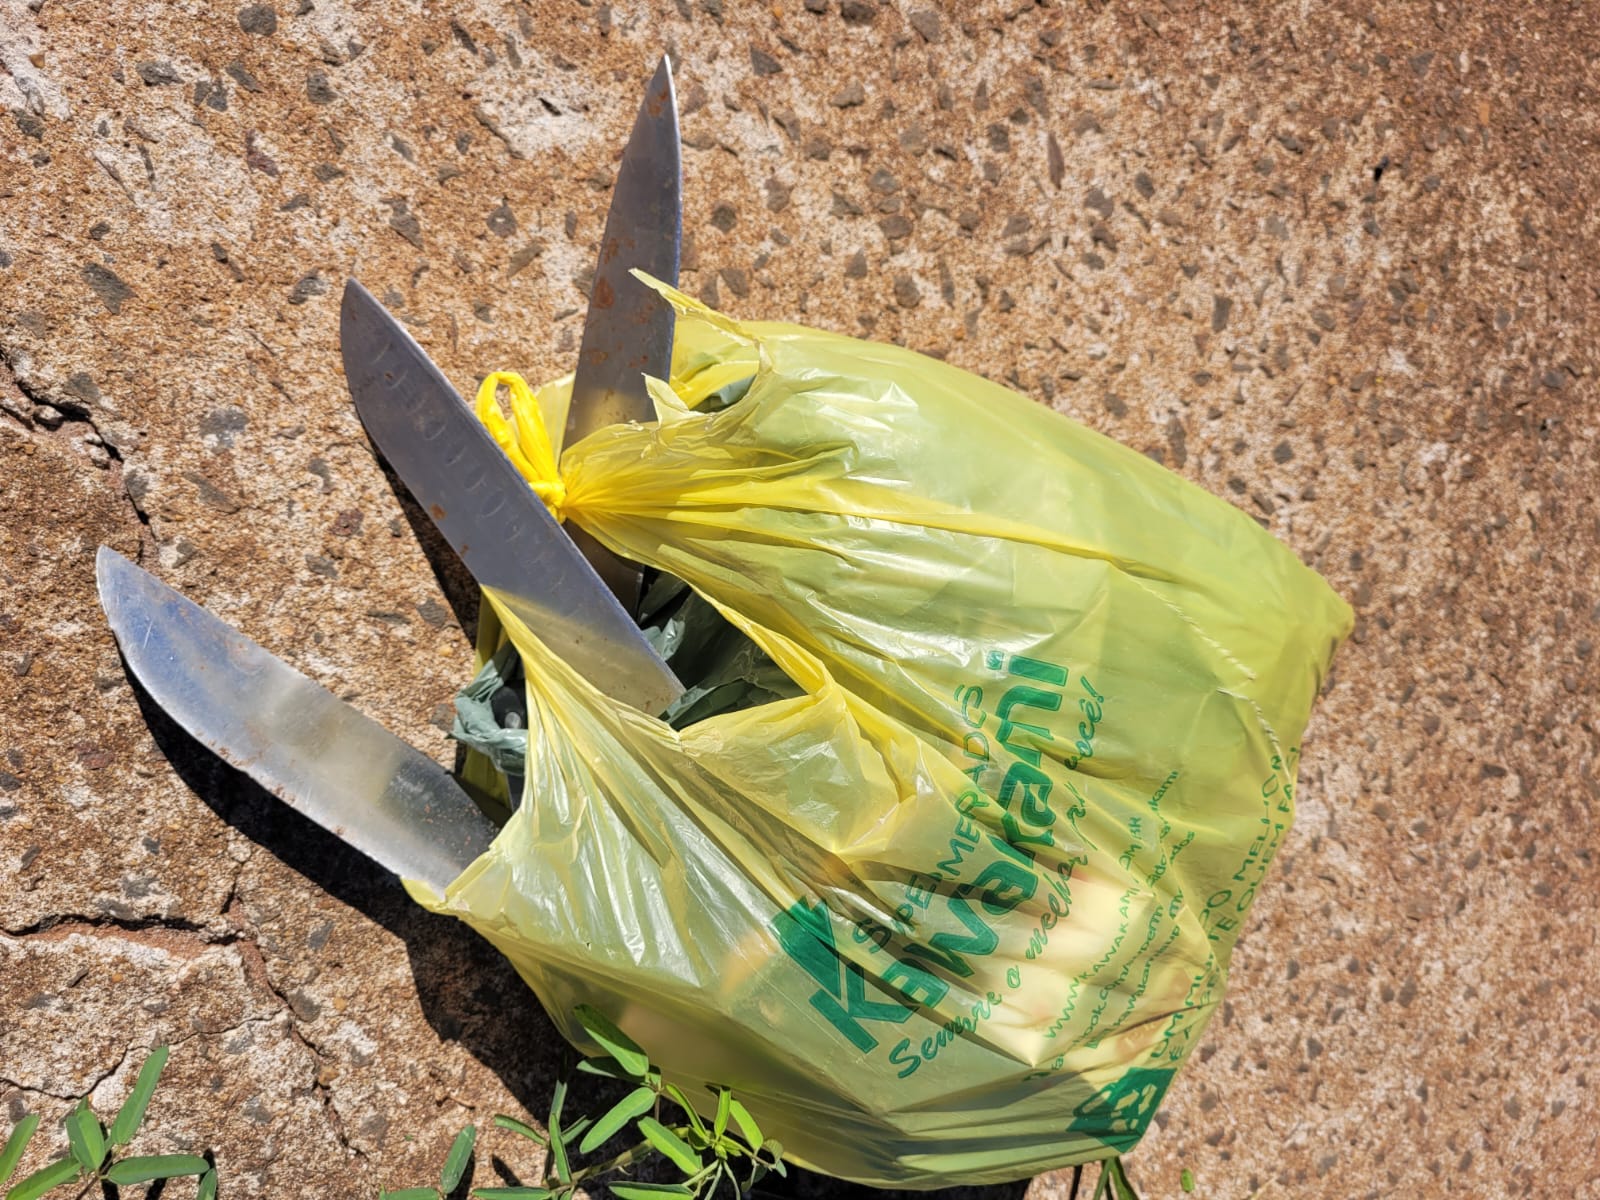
xmin=340 ymin=280 xmax=684 ymax=716
xmin=565 ymin=55 xmax=682 ymax=613
xmin=96 ymin=546 xmax=497 ymax=896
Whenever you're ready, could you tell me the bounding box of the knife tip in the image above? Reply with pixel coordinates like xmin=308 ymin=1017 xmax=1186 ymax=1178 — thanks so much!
xmin=340 ymin=278 xmax=383 ymax=376
xmin=95 ymin=543 xmax=125 ymax=598
xmin=341 ymin=276 xmax=373 ymax=321
xmin=646 ymin=55 xmax=677 ymax=122
xmin=94 ymin=544 xmax=143 ymax=636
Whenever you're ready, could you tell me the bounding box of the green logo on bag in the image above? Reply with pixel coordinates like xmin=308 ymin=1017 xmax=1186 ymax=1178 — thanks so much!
xmin=1065 ymin=1067 xmax=1175 ymax=1150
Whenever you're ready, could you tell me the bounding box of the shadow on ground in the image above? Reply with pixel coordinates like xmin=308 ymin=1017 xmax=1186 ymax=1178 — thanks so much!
xmin=372 ymin=450 xmax=483 ymax=648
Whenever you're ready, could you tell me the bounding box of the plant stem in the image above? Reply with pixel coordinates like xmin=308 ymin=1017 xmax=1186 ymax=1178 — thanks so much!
xmin=561 ymin=1137 xmax=658 ymax=1186
xmin=560 ymin=1122 xmax=709 ymax=1190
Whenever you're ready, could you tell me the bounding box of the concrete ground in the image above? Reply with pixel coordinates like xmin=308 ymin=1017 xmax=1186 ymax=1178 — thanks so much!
xmin=1 ymin=1 xmax=1595 ymax=1196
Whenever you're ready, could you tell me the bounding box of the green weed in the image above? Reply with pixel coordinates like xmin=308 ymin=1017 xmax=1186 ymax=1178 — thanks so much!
xmin=379 ymin=1006 xmax=785 ymax=1200
xmin=0 ymin=1045 xmax=216 ymax=1199
xmin=0 ymin=1018 xmax=1163 ymax=1200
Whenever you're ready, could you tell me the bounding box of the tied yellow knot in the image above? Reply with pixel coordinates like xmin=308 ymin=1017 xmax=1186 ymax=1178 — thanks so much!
xmin=473 ymin=370 xmax=568 ymax=522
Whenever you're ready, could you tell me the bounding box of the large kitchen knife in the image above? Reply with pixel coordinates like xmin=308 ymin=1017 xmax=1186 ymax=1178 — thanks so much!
xmin=95 ymin=546 xmax=497 ymax=896
xmin=564 ymin=55 xmax=682 ymax=615
xmin=340 ymin=280 xmax=684 ymax=716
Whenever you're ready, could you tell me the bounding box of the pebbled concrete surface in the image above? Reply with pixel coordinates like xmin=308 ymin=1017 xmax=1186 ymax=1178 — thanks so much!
xmin=1 ymin=1 xmax=1596 ymax=1197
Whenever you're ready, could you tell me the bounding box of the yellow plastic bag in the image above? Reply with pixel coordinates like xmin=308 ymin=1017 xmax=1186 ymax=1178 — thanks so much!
xmin=410 ymin=283 xmax=1352 ymax=1187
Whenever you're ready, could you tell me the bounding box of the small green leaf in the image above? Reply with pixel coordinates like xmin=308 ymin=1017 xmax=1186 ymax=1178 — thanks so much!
xmin=609 ymin=1184 xmax=693 ymax=1200
xmin=558 ymin=1116 xmax=591 ymax=1147
xmin=682 ymin=1125 xmax=711 ymax=1153
xmin=711 ymin=1090 xmax=730 ymax=1142
xmin=471 ymin=1190 xmax=553 ymax=1199
xmin=379 ymin=1190 xmax=441 ymax=1200
xmin=64 ymin=1101 xmax=107 ymax=1174
xmin=109 ymin=1045 xmax=169 ymax=1147
xmin=547 ymin=1075 xmax=570 ymax=1185
xmin=578 ymin=1087 xmax=654 ymax=1154
xmin=573 ymin=1006 xmax=649 ymax=1079
xmin=440 ymin=1124 xmax=477 ymax=1193
xmin=198 ymin=1167 xmax=219 ymax=1200
xmin=1180 ymin=1167 xmax=1195 ymax=1193
xmin=1103 ymin=1156 xmax=1139 ymax=1200
xmin=759 ymin=1140 xmax=785 ymax=1177
xmin=548 ymin=1076 xmax=567 ymax=1132
xmin=574 ymin=1059 xmax=630 ymax=1082
xmin=660 ymin=1087 xmax=706 ymax=1137
xmin=725 ymin=1100 xmax=761 ymax=1153
xmin=635 ymin=1118 xmax=701 ymax=1176
xmin=547 ymin=1124 xmax=570 ymax=1186
xmin=6 ymin=1156 xmax=80 ymax=1200
xmin=490 ymin=1116 xmax=547 ymax=1146
xmin=102 ymin=1154 xmax=211 ymax=1185
xmin=0 ymin=1114 xmax=41 ymax=1186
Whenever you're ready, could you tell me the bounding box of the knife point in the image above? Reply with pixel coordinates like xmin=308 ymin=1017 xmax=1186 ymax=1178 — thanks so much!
xmin=644 ymin=56 xmax=677 ymax=124
xmin=94 ymin=544 xmax=121 ymax=610
xmin=347 ymin=280 xmax=383 ymax=327
xmin=95 ymin=544 xmax=143 ymax=602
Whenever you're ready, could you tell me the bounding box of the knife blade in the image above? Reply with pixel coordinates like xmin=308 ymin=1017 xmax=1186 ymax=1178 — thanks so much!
xmin=340 ymin=279 xmax=684 ymax=716
xmin=568 ymin=55 xmax=681 ymax=445
xmin=95 ymin=546 xmax=497 ymax=896
xmin=565 ymin=54 xmax=682 ymax=614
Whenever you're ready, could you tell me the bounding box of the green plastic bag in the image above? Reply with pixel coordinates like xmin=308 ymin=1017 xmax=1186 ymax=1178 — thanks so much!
xmin=410 ymin=282 xmax=1352 ymax=1187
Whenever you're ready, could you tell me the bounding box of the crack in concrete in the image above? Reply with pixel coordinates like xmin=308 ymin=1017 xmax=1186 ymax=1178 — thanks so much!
xmin=219 ymin=855 xmax=249 ymax=924
xmin=0 ymin=1041 xmax=131 ymax=1103
xmin=0 ymin=347 xmax=154 ymax=562
xmin=7 ymin=907 xmax=363 ymax=1160
xmin=84 ymin=1041 xmax=133 ymax=1100
xmin=228 ymin=933 xmax=365 ymax=1164
xmin=0 ymin=1074 xmax=82 ymax=1103
xmin=2 ymin=912 xmax=240 ymax=947
xmin=251 ymin=953 xmax=367 ymax=1163
xmin=4 ymin=859 xmax=369 ymax=1160
xmin=0 ymin=354 xmax=120 ymax=462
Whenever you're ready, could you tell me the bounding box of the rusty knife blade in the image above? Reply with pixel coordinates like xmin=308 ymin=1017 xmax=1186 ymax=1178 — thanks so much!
xmin=565 ymin=55 xmax=682 ymax=612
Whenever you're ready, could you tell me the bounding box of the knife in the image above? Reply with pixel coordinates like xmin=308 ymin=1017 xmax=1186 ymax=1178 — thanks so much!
xmin=341 ymin=280 xmax=684 ymax=716
xmin=564 ymin=55 xmax=682 ymax=615
xmin=95 ymin=546 xmax=497 ymax=895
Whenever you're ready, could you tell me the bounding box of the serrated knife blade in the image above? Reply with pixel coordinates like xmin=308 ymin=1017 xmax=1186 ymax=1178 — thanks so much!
xmin=339 ymin=279 xmax=684 ymax=716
